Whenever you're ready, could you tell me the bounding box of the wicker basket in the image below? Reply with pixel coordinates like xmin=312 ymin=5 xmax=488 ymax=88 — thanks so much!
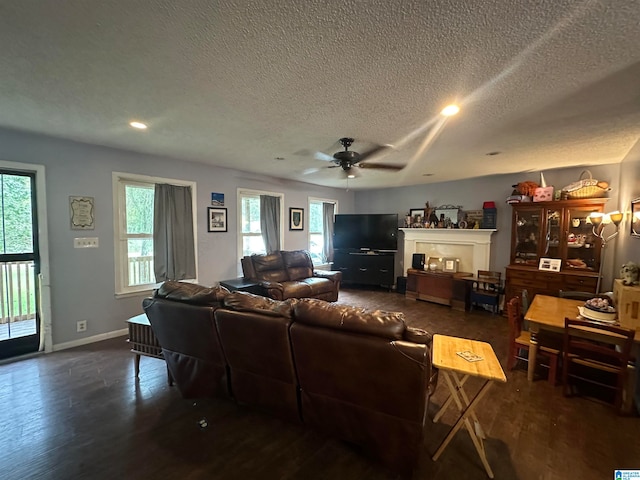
xmin=562 ymin=170 xmax=609 ymax=199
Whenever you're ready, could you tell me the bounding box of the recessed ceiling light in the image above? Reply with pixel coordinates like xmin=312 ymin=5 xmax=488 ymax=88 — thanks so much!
xmin=274 ymin=157 xmax=285 ymax=160
xmin=486 ymin=151 xmax=501 ymax=156
xmin=440 ymin=105 xmax=460 ymax=116
xmin=422 ymin=173 xmax=434 ymax=176
xmin=129 ymin=121 xmax=147 ymax=130
xmin=347 ymin=174 xmax=356 ymax=179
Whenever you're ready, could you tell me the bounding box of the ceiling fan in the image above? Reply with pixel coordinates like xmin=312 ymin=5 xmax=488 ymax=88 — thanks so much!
xmin=313 ymin=137 xmax=405 ymax=177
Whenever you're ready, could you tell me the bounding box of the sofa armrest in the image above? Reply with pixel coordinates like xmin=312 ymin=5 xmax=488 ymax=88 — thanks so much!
xmin=259 ymin=280 xmax=285 ymax=300
xmin=403 ymin=326 xmax=433 ymax=345
xmin=313 ymin=270 xmax=342 ymax=283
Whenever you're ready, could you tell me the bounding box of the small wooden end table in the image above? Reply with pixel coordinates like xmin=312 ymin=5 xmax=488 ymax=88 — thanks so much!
xmin=431 ymin=334 xmax=506 ymax=479
xmin=126 ymin=313 xmax=172 ymax=385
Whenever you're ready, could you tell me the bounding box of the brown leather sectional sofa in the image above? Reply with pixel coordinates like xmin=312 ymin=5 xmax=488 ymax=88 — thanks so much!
xmin=143 ymin=281 xmax=438 ymax=472
xmin=241 ymin=250 xmax=341 ymax=301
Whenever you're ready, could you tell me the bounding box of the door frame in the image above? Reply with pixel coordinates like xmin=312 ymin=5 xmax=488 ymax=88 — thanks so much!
xmin=0 ymin=160 xmax=51 ymax=354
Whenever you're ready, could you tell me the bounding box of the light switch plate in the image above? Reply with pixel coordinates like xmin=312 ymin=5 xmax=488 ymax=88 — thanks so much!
xmin=74 ymin=237 xmax=99 ymax=248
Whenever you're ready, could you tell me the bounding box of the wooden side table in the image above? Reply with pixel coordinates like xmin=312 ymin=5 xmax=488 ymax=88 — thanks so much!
xmin=431 ymin=334 xmax=506 ymax=479
xmin=126 ymin=313 xmax=172 ymax=385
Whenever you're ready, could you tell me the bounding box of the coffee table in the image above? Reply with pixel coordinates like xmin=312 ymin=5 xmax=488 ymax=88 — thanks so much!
xmin=431 ymin=334 xmax=506 ymax=479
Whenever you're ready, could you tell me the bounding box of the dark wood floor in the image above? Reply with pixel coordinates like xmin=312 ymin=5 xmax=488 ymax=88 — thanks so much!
xmin=1 ymin=287 xmax=638 ymax=480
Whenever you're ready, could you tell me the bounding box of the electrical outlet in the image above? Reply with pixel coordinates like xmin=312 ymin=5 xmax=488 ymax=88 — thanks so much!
xmin=77 ymin=320 xmax=87 ymax=332
xmin=74 ymin=237 xmax=99 ymax=248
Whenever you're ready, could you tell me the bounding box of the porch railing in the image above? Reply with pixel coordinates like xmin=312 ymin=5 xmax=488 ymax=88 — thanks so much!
xmin=0 ymin=260 xmax=36 ymax=324
xmin=128 ymin=255 xmax=154 ymax=286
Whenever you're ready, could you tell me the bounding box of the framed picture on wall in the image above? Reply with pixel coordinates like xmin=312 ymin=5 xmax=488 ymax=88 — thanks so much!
xmin=208 ymin=207 xmax=227 ymax=232
xmin=289 ymin=208 xmax=304 ymax=231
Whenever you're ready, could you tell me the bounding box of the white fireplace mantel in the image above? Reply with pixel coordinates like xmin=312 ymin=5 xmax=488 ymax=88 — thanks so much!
xmin=399 ymin=228 xmax=497 ymax=275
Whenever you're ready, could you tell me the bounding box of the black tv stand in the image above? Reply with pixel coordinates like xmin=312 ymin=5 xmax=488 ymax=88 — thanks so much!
xmin=333 ymin=250 xmax=395 ymax=288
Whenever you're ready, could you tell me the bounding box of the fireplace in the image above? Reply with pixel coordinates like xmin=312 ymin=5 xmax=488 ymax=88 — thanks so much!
xmin=399 ymin=228 xmax=497 ymax=276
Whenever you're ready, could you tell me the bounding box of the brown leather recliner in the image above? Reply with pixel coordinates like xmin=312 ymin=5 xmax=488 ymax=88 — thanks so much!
xmin=289 ymin=298 xmax=437 ymax=473
xmin=214 ymin=293 xmax=301 ymax=424
xmin=142 ymin=281 xmax=231 ymax=399
xmin=241 ymin=250 xmax=341 ymax=301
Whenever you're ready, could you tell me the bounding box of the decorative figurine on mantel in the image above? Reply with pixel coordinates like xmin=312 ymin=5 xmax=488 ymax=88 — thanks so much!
xmin=424 ymin=203 xmax=434 ymax=225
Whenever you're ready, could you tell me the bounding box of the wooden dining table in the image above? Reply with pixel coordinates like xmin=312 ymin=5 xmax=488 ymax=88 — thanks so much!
xmin=524 ymin=294 xmax=640 ymax=413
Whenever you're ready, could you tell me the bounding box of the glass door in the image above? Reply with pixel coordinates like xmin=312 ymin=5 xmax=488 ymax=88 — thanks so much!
xmin=544 ymin=207 xmax=562 ymax=259
xmin=563 ymin=205 xmax=602 ymax=272
xmin=511 ymin=206 xmax=543 ymax=266
xmin=0 ymin=171 xmax=39 ymax=360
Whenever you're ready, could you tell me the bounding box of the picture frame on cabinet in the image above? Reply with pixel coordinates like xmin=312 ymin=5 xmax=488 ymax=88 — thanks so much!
xmin=443 ymin=258 xmax=459 ymax=273
xmin=538 ymin=257 xmax=561 ymax=272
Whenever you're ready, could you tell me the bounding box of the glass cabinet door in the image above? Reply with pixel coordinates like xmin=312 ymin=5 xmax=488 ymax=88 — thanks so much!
xmin=512 ymin=208 xmax=543 ymax=266
xmin=564 ymin=206 xmax=602 ymax=272
xmin=544 ymin=208 xmax=562 ymax=259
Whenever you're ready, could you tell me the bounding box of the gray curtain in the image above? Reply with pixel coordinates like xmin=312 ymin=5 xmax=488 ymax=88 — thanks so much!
xmin=322 ymin=202 xmax=335 ymax=263
xmin=260 ymin=195 xmax=281 ymax=253
xmin=153 ymin=184 xmax=196 ymax=282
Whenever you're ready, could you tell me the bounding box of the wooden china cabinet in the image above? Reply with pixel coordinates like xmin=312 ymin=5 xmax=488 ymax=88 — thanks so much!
xmin=505 ymin=198 xmax=607 ymax=306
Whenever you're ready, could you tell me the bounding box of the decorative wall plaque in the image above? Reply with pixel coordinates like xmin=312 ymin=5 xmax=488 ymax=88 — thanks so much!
xmin=70 ymin=196 xmax=95 ymax=230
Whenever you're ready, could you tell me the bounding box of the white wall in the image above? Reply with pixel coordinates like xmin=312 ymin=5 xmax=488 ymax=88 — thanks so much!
xmin=0 ymin=127 xmax=354 ymax=346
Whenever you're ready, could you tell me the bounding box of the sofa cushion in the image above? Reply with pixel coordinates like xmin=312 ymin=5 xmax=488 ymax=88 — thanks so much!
xmin=252 ymin=252 xmax=289 ymax=283
xmin=293 ymin=298 xmax=406 ymax=340
xmin=155 ymin=281 xmax=229 ymax=306
xmin=282 ymin=250 xmax=314 ymax=281
xmin=222 ymin=291 xmax=296 ymax=318
xmin=278 ymin=277 xmax=335 ymax=300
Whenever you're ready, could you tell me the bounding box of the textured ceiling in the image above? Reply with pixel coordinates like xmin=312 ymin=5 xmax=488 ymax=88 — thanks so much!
xmin=1 ymin=0 xmax=639 ymax=189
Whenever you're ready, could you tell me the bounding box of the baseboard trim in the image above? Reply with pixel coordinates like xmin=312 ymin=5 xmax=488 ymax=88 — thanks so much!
xmin=53 ymin=328 xmax=128 ymax=352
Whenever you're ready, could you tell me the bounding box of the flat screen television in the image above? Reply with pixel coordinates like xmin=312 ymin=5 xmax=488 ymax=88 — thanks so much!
xmin=333 ymin=213 xmax=398 ymax=251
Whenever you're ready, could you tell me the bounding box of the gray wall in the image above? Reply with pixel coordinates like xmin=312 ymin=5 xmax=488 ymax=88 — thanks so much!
xmin=354 ymin=164 xmax=624 ymax=288
xmin=2 ymin=123 xmax=635 ymax=349
xmin=614 ymin=139 xmax=640 ymax=270
xmin=0 ymin=127 xmax=354 ymax=346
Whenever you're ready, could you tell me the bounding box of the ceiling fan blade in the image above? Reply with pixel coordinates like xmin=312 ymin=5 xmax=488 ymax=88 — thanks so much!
xmin=356 ymin=162 xmax=406 ymax=171
xmin=301 ymin=167 xmax=321 ymax=175
xmin=355 ymin=144 xmax=391 ymax=163
xmin=314 ymin=151 xmax=336 ymax=162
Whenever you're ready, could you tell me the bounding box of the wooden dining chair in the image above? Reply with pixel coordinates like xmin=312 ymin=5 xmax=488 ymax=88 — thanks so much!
xmin=561 ymin=317 xmax=635 ymax=413
xmin=506 ymin=296 xmax=560 ymax=384
xmin=470 ymin=270 xmax=502 ymax=313
xmin=558 ymin=290 xmax=596 ymax=301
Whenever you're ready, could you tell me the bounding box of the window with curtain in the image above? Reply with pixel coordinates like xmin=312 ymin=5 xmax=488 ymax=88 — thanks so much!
xmin=308 ymin=198 xmax=337 ymax=265
xmin=113 ymin=173 xmax=197 ymax=295
xmin=238 ymin=189 xmax=284 ymax=258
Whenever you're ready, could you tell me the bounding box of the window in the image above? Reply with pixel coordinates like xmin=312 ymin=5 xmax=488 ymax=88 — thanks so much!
xmin=237 ymin=189 xmax=284 ymax=258
xmin=113 ymin=173 xmax=197 ymax=295
xmin=308 ymin=197 xmax=337 ymax=265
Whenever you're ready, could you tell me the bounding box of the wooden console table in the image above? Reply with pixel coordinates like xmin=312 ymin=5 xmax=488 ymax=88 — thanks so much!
xmin=405 ymin=269 xmax=473 ymax=310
